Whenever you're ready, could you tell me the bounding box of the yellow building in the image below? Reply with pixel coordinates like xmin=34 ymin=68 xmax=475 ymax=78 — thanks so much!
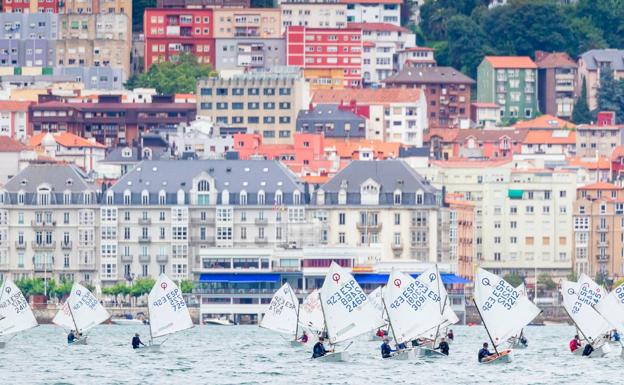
xmin=213 ymin=9 xmax=281 ymax=39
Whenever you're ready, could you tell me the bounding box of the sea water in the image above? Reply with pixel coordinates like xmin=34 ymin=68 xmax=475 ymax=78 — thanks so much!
xmin=1 ymin=324 xmax=621 ymax=385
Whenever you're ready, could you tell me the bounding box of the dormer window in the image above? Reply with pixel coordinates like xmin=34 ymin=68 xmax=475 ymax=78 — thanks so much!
xmin=221 ymin=189 xmax=229 ymax=205
xmin=197 ymin=180 xmax=210 ymax=192
xmin=37 ymin=186 xmax=51 ymax=205
xmin=275 ymin=190 xmax=283 ymax=205
xmin=143 ymin=148 xmax=152 ymax=160
xmin=124 ymin=190 xmax=131 ymax=205
xmin=293 ymin=190 xmax=301 ymax=205
xmin=416 ymin=190 xmax=424 ymax=205
xmin=64 ymin=190 xmax=72 ymax=205
xmin=84 ymin=191 xmax=92 ymax=204
xmin=394 ymin=190 xmax=402 ymax=205
xmin=106 ymin=190 xmax=113 ymax=205
xmin=122 ymin=147 xmax=132 ymax=158
xmin=240 ymin=191 xmax=247 ymax=205
xmin=258 ymin=190 xmax=265 ymax=205
xmin=17 ymin=191 xmax=24 ymax=205
xmin=141 ymin=190 xmax=149 ymax=205
xmin=158 ymin=190 xmax=166 ymax=205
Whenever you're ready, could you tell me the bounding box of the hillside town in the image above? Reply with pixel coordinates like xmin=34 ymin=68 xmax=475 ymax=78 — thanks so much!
xmin=0 ymin=0 xmax=623 ymax=325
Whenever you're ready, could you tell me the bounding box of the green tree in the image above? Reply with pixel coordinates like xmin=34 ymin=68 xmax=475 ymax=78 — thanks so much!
xmin=503 ymin=273 xmax=523 ymax=288
xmin=132 ymin=0 xmax=157 ymax=32
xmin=567 ymin=271 xmax=578 ymax=282
xmin=179 ymin=280 xmax=194 ymax=294
xmin=597 ymin=70 xmax=624 ymax=119
xmin=573 ymin=77 xmax=593 ymax=124
xmin=130 ymin=278 xmax=156 ymax=298
xmin=446 ymin=15 xmax=488 ymax=78
xmin=537 ymin=273 xmax=557 ymax=291
xmin=126 ymin=53 xmax=217 ymax=95
xmin=575 ymin=0 xmax=624 ymax=49
xmin=50 ymin=279 xmax=73 ymax=299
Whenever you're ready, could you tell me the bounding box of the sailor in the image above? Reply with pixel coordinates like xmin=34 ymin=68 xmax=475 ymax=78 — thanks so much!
xmin=612 ymin=329 xmax=620 ymax=342
xmin=447 ymin=329 xmax=454 ymax=341
xmin=376 ymin=329 xmax=385 ymax=338
xmin=312 ymin=337 xmax=330 ymax=359
xmin=67 ymin=330 xmax=76 ymax=344
xmin=381 ymin=337 xmax=396 ymax=358
xmin=298 ymin=331 xmax=309 ymax=343
xmin=132 ymin=333 xmax=146 ymax=349
xmin=519 ymin=334 xmax=528 ymax=347
xmin=478 ymin=342 xmax=494 ymax=362
xmin=435 ymin=337 xmax=450 ymax=355
xmin=397 ymin=342 xmax=407 ymax=350
xmin=569 ymin=335 xmax=582 ymax=352
xmin=582 ymin=344 xmax=594 ymax=357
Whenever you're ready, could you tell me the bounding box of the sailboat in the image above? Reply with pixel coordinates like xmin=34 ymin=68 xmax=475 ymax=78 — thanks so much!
xmin=52 ymin=283 xmax=110 ymax=345
xmin=594 ymin=281 xmax=624 ymax=354
xmin=367 ymin=286 xmax=388 ymax=341
xmin=0 ymin=279 xmax=39 ymax=348
xmin=560 ymin=274 xmax=611 ymax=358
xmin=382 ymin=266 xmax=446 ymax=360
xmin=260 ymin=282 xmax=303 ymax=348
xmin=506 ymin=284 xmax=529 ymax=349
xmin=298 ymin=289 xmax=325 ymax=336
xmin=140 ymin=274 xmax=193 ymax=351
xmin=473 ymin=268 xmax=541 ymax=364
xmin=316 ymin=262 xmax=385 ymax=362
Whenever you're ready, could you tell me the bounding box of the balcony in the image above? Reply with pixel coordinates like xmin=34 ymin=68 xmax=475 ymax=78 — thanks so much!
xmin=596 ymin=225 xmax=609 ymax=232
xmin=33 ymin=263 xmax=54 ymax=272
xmin=391 ymin=243 xmax=404 ymax=251
xmin=596 ymin=254 xmax=610 ymax=262
xmin=78 ymin=263 xmax=96 ymax=271
xmin=15 ymin=241 xmax=26 ymax=250
xmin=139 ymin=255 xmax=150 ymax=263
xmin=192 ymin=236 xmax=215 ymax=244
xmin=598 ymin=241 xmax=609 ymax=247
xmin=61 ymin=241 xmax=72 ymax=250
xmin=255 ymin=218 xmax=268 ymax=225
xmin=31 ymin=220 xmax=56 ymax=228
xmin=138 ymin=218 xmax=151 ymax=225
xmin=356 ymin=222 xmax=383 ymax=232
xmin=121 ymin=254 xmax=133 ymax=263
xmin=31 ymin=241 xmax=56 ymax=250
xmin=156 ymin=254 xmax=169 ymax=263
xmin=254 ymin=237 xmax=268 ymax=244
xmin=138 ymin=236 xmax=151 ymax=243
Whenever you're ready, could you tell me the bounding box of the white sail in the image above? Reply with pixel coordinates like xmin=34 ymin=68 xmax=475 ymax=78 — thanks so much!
xmin=320 ymin=262 xmax=385 ymax=344
xmin=383 ymin=267 xmax=446 ymax=344
xmin=561 ymin=277 xmax=610 ymax=343
xmin=595 ymin=281 xmax=624 ymax=332
xmin=260 ymin=282 xmax=299 ymax=336
xmin=368 ymin=286 xmax=386 ymax=321
xmin=148 ymin=274 xmax=193 ymax=339
xmin=52 ymin=283 xmax=110 ymax=332
xmin=474 ymin=268 xmax=540 ymax=348
xmin=298 ymin=290 xmax=324 ymax=333
xmin=438 ymin=270 xmax=459 ymax=328
xmin=0 ymin=279 xmax=38 ymax=336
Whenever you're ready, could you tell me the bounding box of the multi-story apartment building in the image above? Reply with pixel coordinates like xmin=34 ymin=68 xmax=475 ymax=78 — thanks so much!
xmin=477 ymin=56 xmax=539 ymax=121
xmin=286 ymin=25 xmax=363 ymax=89
xmin=60 ymin=0 xmax=132 ymax=14
xmin=0 ymin=164 xmax=99 ymax=285
xmin=445 ymin=195 xmax=475 ymax=280
xmin=343 ymin=0 xmax=401 ymax=26
xmin=416 ymin=159 xmax=576 ymax=281
xmin=29 ymin=94 xmax=197 ymax=146
xmin=213 ymin=8 xmax=280 ymax=38
xmin=213 ymin=38 xmax=284 ymax=71
xmin=383 ymin=66 xmax=475 ymax=129
xmin=573 ymin=182 xmax=624 ymax=281
xmin=535 ymin=51 xmax=577 ymax=119
xmin=576 ymin=123 xmax=624 ymax=158
xmin=280 ymin=1 xmax=347 ymax=32
xmin=0 ymin=101 xmax=32 ymax=141
xmin=395 ymin=46 xmax=436 ymax=70
xmin=578 ymin=49 xmax=624 ymax=110
xmin=143 ymin=8 xmax=215 ymax=70
xmin=196 ymin=69 xmax=310 ymax=144
xmin=156 ymin=0 xmax=250 ymax=7
xmin=350 ymin=22 xmax=415 ymax=85
xmin=0 ymin=13 xmax=58 ymax=67
xmin=2 ymin=0 xmax=61 ymax=13
xmin=311 ymin=88 xmax=427 ymax=146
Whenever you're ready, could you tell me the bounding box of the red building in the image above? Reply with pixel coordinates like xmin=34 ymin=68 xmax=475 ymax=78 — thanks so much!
xmin=286 ymin=26 xmax=363 ymax=89
xmin=2 ymin=0 xmax=61 ymax=13
xmin=451 ymin=129 xmax=528 ymax=159
xmin=144 ymin=8 xmax=215 ymax=71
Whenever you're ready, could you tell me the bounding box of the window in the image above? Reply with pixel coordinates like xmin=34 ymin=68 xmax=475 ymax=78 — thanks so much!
xmin=394 ymin=213 xmax=400 ymax=225
xmin=338 ymin=232 xmax=345 ymax=244
xmin=526 ymin=236 xmax=534 ymax=245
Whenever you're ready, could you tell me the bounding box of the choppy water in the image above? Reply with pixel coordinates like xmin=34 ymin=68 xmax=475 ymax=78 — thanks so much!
xmin=1 ymin=325 xmax=622 ymax=384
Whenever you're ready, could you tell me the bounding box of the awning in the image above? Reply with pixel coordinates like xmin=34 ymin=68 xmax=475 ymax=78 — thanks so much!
xmin=508 ymin=189 xmax=524 ymax=199
xmin=354 ymin=273 xmax=470 ymax=285
xmin=199 ymin=273 xmax=280 ymax=283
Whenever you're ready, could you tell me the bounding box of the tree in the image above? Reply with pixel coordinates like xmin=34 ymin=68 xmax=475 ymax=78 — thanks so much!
xmin=597 ymin=70 xmax=624 ymax=119
xmin=130 ymin=278 xmax=156 ymax=298
xmin=132 ymin=0 xmax=157 ymax=32
xmin=503 ymin=273 xmax=523 ymax=288
xmin=572 ymin=77 xmax=593 ymax=124
xmin=446 ymin=15 xmax=488 ymax=78
xmin=537 ymin=273 xmax=557 ymax=291
xmin=567 ymin=271 xmax=578 ymax=282
xmin=50 ymin=279 xmax=73 ymax=299
xmin=179 ymin=280 xmax=194 ymax=294
xmin=125 ymin=53 xmax=217 ymax=95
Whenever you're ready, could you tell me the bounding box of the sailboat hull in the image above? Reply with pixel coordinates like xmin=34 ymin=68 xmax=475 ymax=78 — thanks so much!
xmin=572 ymin=344 xmax=610 ymax=358
xmin=315 ymin=350 xmax=349 ymax=362
xmin=387 ymin=348 xmax=417 ymax=360
xmin=480 ymin=350 xmax=513 ymax=364
xmin=136 ymin=343 xmax=161 ymax=352
xmin=69 ymin=337 xmax=88 ymax=346
xmin=290 ymin=340 xmax=306 ymax=348
xmin=508 ymin=338 xmax=528 ymax=349
xmin=416 ymin=346 xmax=447 ymax=358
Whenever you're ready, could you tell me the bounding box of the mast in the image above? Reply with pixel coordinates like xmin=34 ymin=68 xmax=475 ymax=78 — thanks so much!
xmin=66 ymin=299 xmax=80 ymax=335
xmin=432 ymin=265 xmax=444 ymax=348
xmin=147 ymin=300 xmax=154 ymax=344
xmin=289 ymin=287 xmax=300 ymax=341
xmin=381 ymin=297 xmax=400 ymax=347
xmin=318 ymin=291 xmax=330 ymax=346
xmin=0 ymin=279 xmax=6 ymax=322
xmin=472 ymin=298 xmax=499 ymax=356
xmin=562 ymin=305 xmax=592 ymax=347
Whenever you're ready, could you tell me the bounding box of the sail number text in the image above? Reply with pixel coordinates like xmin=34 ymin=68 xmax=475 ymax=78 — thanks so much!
xmin=325 ymin=279 xmax=367 ymax=313
xmin=482 ymin=280 xmax=519 ymax=311
xmin=390 ymin=281 xmax=440 ymax=312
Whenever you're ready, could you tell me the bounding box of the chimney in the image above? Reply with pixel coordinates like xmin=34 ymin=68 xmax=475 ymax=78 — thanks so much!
xmin=535 ymin=51 xmax=547 ymax=62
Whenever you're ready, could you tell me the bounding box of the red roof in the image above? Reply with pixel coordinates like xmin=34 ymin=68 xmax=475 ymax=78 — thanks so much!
xmin=523 ymin=130 xmax=575 ymax=145
xmin=312 ymin=88 xmax=421 ymax=105
xmin=347 ymin=22 xmax=409 ymax=33
xmin=578 ymin=182 xmax=622 ymax=191
xmin=567 ymin=156 xmax=610 ymax=170
xmin=484 ymin=56 xmax=537 ymax=69
xmin=29 ymin=132 xmax=107 ymax=149
xmin=425 ymin=128 xmax=459 ymax=143
xmin=514 ymin=114 xmax=575 ymax=129
xmin=0 ymin=136 xmax=28 ymax=152
xmin=0 ymin=100 xmax=32 ymax=111
xmin=400 ymin=47 xmax=435 ymax=52
xmin=611 ymin=145 xmax=624 ymax=161
xmin=340 ymin=0 xmax=402 ymax=3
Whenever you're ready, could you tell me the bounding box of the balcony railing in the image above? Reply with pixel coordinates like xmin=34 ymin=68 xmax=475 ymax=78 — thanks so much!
xmin=15 ymin=241 xmax=26 ymax=249
xmin=139 ymin=255 xmax=151 ymax=263
xmin=156 ymin=254 xmax=169 ymax=263
xmin=255 ymin=218 xmax=268 ymax=225
xmin=138 ymin=236 xmax=151 ymax=243
xmin=61 ymin=241 xmax=72 ymax=250
xmin=255 ymin=237 xmax=268 ymax=244
xmin=31 ymin=241 xmax=56 ymax=250
xmin=78 ymin=263 xmax=96 ymax=271
xmin=138 ymin=218 xmax=151 ymax=225
xmin=31 ymin=220 xmax=56 ymax=227
xmin=356 ymin=222 xmax=382 ymax=232
xmin=121 ymin=255 xmax=133 ymax=263
xmin=33 ymin=263 xmax=54 ymax=271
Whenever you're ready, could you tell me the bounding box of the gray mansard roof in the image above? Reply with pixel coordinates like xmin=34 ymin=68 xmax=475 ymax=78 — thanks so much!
xmin=580 ymin=49 xmax=624 ymax=71
xmin=319 ymin=160 xmax=440 ymax=206
xmin=2 ymin=164 xmax=96 ymax=205
xmin=108 ymin=160 xmax=307 ymax=205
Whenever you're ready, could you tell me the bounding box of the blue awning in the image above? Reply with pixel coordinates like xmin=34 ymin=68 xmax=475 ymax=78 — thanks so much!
xmin=199 ymin=273 xmax=280 ymax=283
xmin=354 ymin=273 xmax=470 ymax=285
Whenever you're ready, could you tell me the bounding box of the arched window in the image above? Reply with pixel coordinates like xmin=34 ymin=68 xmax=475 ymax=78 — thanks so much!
xmin=416 ymin=190 xmax=424 ymax=205
xmin=197 ymin=180 xmax=210 ymax=192
xmin=177 ymin=189 xmax=185 ymax=205
xmin=274 ymin=190 xmax=283 ymax=205
xmin=17 ymin=190 xmax=24 ymax=205
xmin=158 ymin=190 xmax=166 ymax=205
xmin=84 ymin=191 xmax=92 ymax=204
xmin=123 ymin=190 xmax=131 ymax=205
xmin=141 ymin=190 xmax=149 ymax=205
xmin=257 ymin=190 xmax=265 ymax=205
xmin=221 ymin=189 xmax=229 ymax=205
xmin=394 ymin=190 xmax=402 ymax=205
xmin=143 ymin=148 xmax=152 ymax=160
xmin=64 ymin=190 xmax=72 ymax=205
xmin=293 ymin=190 xmax=301 ymax=205
xmin=239 ymin=190 xmax=247 ymax=205
xmin=106 ymin=190 xmax=113 ymax=205
xmin=37 ymin=186 xmax=51 ymax=205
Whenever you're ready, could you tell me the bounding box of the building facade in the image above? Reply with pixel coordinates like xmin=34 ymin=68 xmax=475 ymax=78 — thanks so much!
xmin=212 ymin=8 xmax=280 ymax=39
xmin=0 ymin=101 xmax=32 ymax=141
xmin=578 ymin=49 xmax=624 ymax=111
xmin=477 ymin=56 xmax=539 ymax=122
xmin=576 ymin=123 xmax=624 ymax=158
xmin=535 ymin=51 xmax=577 ymax=119
xmin=213 ymin=38 xmax=284 ymax=71
xmin=342 ymin=0 xmax=401 ymax=26
xmin=280 ymin=1 xmax=347 ymax=32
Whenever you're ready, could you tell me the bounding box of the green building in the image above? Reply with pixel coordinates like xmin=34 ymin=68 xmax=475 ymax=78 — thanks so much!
xmin=477 ymin=56 xmax=539 ymax=122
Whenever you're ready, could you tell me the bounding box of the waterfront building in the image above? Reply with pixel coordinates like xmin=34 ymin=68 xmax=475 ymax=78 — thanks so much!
xmin=156 ymin=0 xmax=251 ymax=7
xmin=168 ymin=116 xmax=239 ymax=160
xmin=450 ymin=128 xmax=527 ymax=160
xmin=572 ymin=182 xmax=624 ymax=282
xmin=383 ymin=66 xmax=475 ymax=129
xmin=577 ymin=49 xmax=624 ymax=110
xmin=477 ymin=56 xmax=539 ymax=121
xmin=212 ymin=8 xmax=280 ymax=39
xmin=520 ymin=130 xmax=576 ymax=157
xmin=296 ymin=104 xmax=366 ymax=139
xmin=535 ymin=51 xmax=577 ymax=120
xmin=196 ymin=69 xmax=310 ymax=145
